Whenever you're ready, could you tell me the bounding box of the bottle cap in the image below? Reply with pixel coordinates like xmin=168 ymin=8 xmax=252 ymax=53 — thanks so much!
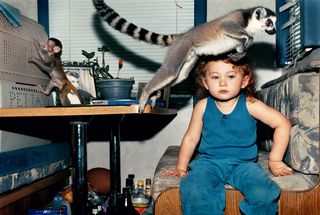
xmin=137 ymin=180 xmax=144 ymax=186
xmin=146 ymin=178 xmax=151 ymax=185
xmin=54 ymin=193 xmax=64 ymax=201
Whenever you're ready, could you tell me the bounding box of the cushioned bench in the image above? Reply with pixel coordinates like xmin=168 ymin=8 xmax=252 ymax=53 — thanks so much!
xmin=0 ymin=143 xmax=71 ymax=194
xmin=152 ymin=71 xmax=319 ymax=215
xmin=0 ymin=143 xmax=71 ymax=214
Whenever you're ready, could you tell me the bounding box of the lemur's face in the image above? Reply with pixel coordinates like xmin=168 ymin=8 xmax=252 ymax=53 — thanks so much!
xmin=261 ymin=16 xmax=276 ymax=35
xmin=246 ymin=7 xmax=276 ymax=35
xmin=255 ymin=7 xmax=276 ymax=35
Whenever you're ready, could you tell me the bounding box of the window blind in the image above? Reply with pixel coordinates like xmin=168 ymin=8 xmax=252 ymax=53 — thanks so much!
xmin=48 ymin=0 xmax=194 ymax=96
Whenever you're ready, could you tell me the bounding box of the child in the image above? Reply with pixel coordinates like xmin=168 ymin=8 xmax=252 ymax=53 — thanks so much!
xmin=162 ymin=55 xmax=293 ymax=215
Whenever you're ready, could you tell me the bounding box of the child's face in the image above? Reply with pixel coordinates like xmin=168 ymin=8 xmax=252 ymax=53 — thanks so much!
xmin=67 ymin=75 xmax=80 ymax=89
xmin=202 ymin=60 xmax=249 ymax=101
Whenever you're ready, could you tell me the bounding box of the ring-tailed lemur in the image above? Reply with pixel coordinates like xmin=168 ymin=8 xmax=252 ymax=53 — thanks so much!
xmin=92 ymin=0 xmax=276 ymax=112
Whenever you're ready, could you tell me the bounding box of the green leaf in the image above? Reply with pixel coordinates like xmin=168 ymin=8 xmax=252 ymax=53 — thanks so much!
xmin=88 ymin=52 xmax=95 ymax=59
xmin=98 ymin=45 xmax=110 ymax=52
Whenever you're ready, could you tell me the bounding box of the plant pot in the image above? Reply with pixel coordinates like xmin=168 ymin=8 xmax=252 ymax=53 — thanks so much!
xmin=96 ymin=78 xmax=134 ymax=100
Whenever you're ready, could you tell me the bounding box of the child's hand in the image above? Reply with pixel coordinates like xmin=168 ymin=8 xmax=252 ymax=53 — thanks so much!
xmin=268 ymin=160 xmax=293 ymax=177
xmin=161 ymin=169 xmax=187 ymax=178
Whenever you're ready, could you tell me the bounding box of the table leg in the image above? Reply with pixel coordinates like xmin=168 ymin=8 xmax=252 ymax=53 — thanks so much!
xmin=109 ymin=115 xmax=123 ymax=213
xmin=70 ymin=120 xmax=89 ymax=215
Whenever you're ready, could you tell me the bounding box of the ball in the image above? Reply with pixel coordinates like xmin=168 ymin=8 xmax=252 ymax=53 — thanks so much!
xmin=87 ymin=167 xmax=111 ymax=196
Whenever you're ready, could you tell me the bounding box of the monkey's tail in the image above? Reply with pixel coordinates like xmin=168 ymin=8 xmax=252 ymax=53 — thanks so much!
xmin=66 ymin=79 xmax=84 ymax=104
xmin=92 ymin=0 xmax=181 ymax=46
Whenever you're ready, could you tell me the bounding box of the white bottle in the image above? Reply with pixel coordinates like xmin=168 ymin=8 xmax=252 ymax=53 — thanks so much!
xmin=131 ymin=180 xmax=150 ymax=208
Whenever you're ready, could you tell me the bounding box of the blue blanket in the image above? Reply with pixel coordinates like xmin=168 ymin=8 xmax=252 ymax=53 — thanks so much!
xmin=0 ymin=1 xmax=21 ymax=27
xmin=0 ymin=143 xmax=70 ymax=176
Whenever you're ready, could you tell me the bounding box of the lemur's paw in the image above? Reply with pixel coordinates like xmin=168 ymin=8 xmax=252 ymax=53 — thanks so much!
xmin=139 ymin=93 xmax=148 ymax=113
xmin=244 ymin=36 xmax=253 ymax=49
xmin=228 ymin=52 xmax=247 ymax=61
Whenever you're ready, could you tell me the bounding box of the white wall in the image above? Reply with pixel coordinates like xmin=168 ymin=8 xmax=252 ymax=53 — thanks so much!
xmin=2 ymin=0 xmax=37 ymax=21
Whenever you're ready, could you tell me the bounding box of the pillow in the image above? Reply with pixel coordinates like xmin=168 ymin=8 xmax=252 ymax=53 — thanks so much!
xmin=256 ymin=72 xmax=319 ymax=174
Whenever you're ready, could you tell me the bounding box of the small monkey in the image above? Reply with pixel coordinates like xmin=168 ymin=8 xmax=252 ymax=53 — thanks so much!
xmin=28 ymin=38 xmax=83 ymax=106
xmin=92 ymin=0 xmax=276 ymax=112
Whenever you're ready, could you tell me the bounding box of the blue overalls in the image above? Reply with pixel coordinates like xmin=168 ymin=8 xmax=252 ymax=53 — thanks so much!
xmin=180 ymin=94 xmax=280 ymax=215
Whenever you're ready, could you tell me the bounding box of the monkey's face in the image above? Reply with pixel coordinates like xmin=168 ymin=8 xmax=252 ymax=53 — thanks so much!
xmin=45 ymin=40 xmax=56 ymax=53
xmin=45 ymin=40 xmax=62 ymax=56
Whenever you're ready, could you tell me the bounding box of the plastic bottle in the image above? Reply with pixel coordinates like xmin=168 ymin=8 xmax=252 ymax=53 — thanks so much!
xmin=45 ymin=193 xmax=72 ymax=215
xmin=131 ymin=180 xmax=150 ymax=214
xmin=145 ymin=178 xmax=151 ymax=197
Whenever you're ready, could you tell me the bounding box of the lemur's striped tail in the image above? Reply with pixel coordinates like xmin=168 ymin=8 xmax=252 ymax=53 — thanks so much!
xmin=92 ymin=0 xmax=178 ymax=46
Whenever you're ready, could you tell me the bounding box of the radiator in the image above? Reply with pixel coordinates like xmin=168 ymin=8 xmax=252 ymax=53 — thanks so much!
xmin=0 ymin=12 xmax=53 ymax=152
xmin=276 ymin=0 xmax=320 ymax=67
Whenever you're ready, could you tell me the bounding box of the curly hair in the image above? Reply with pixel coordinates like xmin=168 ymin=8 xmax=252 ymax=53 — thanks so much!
xmin=195 ymin=54 xmax=256 ymax=100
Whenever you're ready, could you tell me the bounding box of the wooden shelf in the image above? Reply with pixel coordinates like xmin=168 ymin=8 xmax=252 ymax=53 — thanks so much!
xmin=0 ymin=105 xmax=177 ymax=117
xmin=0 ymin=169 xmax=70 ymax=214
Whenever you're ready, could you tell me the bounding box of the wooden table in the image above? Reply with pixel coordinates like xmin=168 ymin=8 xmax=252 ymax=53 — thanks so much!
xmin=0 ymin=105 xmax=177 ymax=214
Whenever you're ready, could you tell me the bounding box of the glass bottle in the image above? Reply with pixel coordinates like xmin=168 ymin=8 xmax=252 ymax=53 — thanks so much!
xmin=131 ymin=180 xmax=150 ymax=214
xmin=117 ymin=187 xmax=139 ymax=215
xmin=126 ymin=177 xmax=134 ymax=193
xmin=88 ymin=189 xmax=105 ymax=214
xmin=127 ymin=174 xmax=135 ymax=192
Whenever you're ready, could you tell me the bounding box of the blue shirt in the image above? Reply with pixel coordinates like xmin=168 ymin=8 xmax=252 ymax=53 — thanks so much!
xmin=198 ymin=93 xmax=257 ymax=161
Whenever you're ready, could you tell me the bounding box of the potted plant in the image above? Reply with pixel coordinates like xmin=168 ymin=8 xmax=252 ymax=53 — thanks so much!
xmin=82 ymin=46 xmax=134 ymax=100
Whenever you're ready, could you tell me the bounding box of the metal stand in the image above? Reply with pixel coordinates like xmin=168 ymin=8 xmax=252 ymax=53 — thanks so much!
xmin=108 ymin=115 xmax=124 ymax=214
xmin=70 ymin=118 xmax=90 ymax=215
xmin=69 ymin=115 xmax=124 ymax=214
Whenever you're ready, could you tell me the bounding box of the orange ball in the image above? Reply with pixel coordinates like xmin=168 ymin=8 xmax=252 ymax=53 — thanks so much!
xmin=87 ymin=167 xmax=111 ymax=196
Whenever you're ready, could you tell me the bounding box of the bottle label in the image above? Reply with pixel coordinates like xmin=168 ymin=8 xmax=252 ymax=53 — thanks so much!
xmin=135 ymin=207 xmax=147 ymax=215
xmin=132 ymin=197 xmax=149 ymax=208
xmin=132 ymin=202 xmax=148 ymax=208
